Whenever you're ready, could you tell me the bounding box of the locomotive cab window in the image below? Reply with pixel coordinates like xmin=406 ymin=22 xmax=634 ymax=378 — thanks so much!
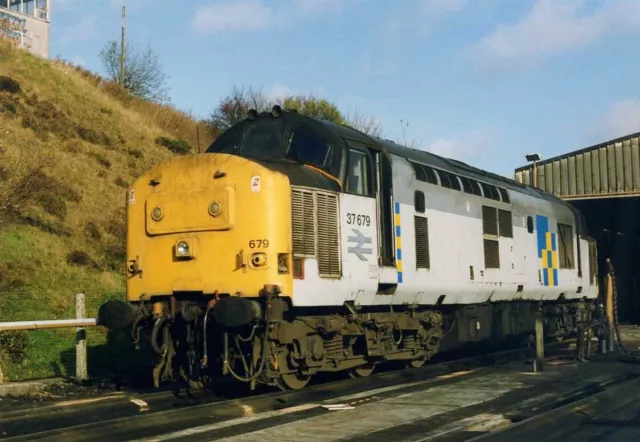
xmin=346 ymin=149 xmax=372 ymax=197
xmin=527 ymin=216 xmax=534 ymax=233
xmin=286 ymin=123 xmax=331 ymax=170
xmin=557 ymin=223 xmax=575 ymax=269
xmin=241 ymin=117 xmax=285 ymax=158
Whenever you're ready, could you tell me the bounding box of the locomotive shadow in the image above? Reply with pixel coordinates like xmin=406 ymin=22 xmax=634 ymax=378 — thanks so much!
xmin=58 ymin=326 xmax=156 ymax=390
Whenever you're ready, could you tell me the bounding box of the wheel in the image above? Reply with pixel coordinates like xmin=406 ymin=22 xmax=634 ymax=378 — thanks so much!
xmin=275 ymin=372 xmax=312 ymax=390
xmin=348 ymin=362 xmax=375 ymax=378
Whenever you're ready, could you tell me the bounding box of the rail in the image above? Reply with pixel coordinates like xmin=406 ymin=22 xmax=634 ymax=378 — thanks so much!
xmin=0 ymin=293 xmax=96 ymax=384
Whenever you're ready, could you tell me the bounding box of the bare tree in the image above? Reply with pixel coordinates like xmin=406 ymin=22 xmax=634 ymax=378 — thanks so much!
xmin=345 ymin=110 xmax=384 ymax=138
xmin=207 ymin=86 xmax=275 ymax=133
xmin=99 ymin=40 xmax=170 ymax=103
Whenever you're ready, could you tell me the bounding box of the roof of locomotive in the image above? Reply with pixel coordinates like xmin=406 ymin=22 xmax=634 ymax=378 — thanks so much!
xmin=291 ymin=111 xmax=589 ymax=234
xmin=294 ymin=112 xmax=556 ymax=201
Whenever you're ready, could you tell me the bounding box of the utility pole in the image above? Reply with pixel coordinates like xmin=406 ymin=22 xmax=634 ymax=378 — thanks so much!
xmin=120 ymin=5 xmax=126 ymax=87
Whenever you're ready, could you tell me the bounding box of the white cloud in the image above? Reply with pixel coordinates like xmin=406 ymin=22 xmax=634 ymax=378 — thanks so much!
xmin=423 ymin=130 xmax=497 ymax=162
xmin=472 ymin=0 xmax=640 ymax=69
xmin=423 ymin=0 xmax=467 ymax=15
xmin=294 ymin=0 xmax=345 ymax=13
xmin=605 ymin=99 xmax=640 ymax=138
xmin=192 ymin=1 xmax=274 ymax=33
xmin=191 ymin=0 xmax=352 ymax=34
xmin=265 ymin=83 xmax=294 ymax=103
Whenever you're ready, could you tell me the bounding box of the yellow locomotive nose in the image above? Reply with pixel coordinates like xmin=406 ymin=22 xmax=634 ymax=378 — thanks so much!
xmin=125 ymin=153 xmax=292 ymax=300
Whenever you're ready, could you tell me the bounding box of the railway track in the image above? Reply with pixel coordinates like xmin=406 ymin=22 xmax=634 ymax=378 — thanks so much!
xmin=0 ymin=339 xmax=580 ymax=441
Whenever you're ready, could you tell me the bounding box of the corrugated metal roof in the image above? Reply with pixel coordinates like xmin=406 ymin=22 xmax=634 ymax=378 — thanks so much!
xmin=514 ymin=132 xmax=640 ymax=200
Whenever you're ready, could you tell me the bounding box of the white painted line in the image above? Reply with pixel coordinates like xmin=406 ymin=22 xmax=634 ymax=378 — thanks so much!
xmin=129 ymin=368 xmax=478 ymax=442
xmin=320 ymin=369 xmax=477 ymax=405
xmin=127 ymin=403 xmax=320 ymax=442
xmin=211 ymin=374 xmax=526 ymax=441
xmin=411 ymin=413 xmax=511 ymax=441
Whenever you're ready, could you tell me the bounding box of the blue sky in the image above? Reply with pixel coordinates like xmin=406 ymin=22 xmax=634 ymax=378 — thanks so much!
xmin=50 ymin=0 xmax=640 ymax=176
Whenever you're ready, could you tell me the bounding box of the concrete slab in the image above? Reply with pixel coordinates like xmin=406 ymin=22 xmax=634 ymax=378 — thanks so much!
xmin=0 ymin=378 xmax=63 ymax=397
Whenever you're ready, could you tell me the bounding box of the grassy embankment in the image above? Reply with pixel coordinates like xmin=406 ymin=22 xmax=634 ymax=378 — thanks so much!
xmin=0 ymin=40 xmax=215 ymax=381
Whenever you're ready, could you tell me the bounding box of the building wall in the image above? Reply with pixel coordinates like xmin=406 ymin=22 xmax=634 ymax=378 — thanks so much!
xmin=514 ymin=132 xmax=640 ymax=200
xmin=0 ymin=7 xmax=50 ymax=59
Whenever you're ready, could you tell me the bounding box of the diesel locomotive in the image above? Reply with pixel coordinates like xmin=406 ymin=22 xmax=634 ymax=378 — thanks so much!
xmin=98 ymin=106 xmax=598 ymax=390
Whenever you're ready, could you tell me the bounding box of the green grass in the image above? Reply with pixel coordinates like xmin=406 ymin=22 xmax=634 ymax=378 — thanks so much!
xmin=0 ymin=40 xmax=210 ymax=382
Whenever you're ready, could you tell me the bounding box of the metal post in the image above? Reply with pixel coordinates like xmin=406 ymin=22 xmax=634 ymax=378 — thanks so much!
xmin=120 ymin=6 xmax=126 ymax=87
xmin=534 ymin=304 xmax=544 ymax=372
xmin=76 ymin=293 xmax=88 ymax=382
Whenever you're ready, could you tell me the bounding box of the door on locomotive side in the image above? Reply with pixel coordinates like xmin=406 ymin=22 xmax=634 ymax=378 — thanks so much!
xmin=340 ymin=140 xmax=396 ymax=301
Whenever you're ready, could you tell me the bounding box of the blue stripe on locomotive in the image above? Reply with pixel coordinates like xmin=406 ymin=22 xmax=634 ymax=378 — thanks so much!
xmin=536 ymin=214 xmax=559 ymax=286
xmin=394 ymin=201 xmax=403 ymax=283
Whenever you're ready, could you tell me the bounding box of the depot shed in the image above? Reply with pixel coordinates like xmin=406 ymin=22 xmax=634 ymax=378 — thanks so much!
xmin=514 ymin=132 xmax=640 ymax=324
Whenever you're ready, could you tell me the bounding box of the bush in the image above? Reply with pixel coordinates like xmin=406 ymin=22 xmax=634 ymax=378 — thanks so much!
xmin=114 ymin=177 xmax=128 ymax=188
xmin=66 ymin=250 xmax=100 ymax=270
xmin=88 ymin=151 xmax=112 ymax=169
xmin=85 ymin=221 xmax=101 ymax=240
xmin=0 ymin=331 xmax=29 ymax=363
xmin=0 ymin=76 xmax=20 ymax=93
xmin=155 ymin=136 xmax=191 ymax=155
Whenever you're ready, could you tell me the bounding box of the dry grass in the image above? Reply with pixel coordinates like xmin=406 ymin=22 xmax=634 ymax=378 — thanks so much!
xmin=0 ymin=40 xmax=215 ymax=319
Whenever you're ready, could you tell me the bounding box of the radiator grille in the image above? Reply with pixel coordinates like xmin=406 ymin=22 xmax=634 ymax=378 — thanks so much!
xmin=482 ymin=205 xmax=500 ymax=269
xmin=316 ymin=192 xmax=341 ymax=277
xmin=292 ymin=189 xmax=316 ymax=256
xmin=482 ymin=205 xmax=498 ymax=235
xmin=414 ymin=215 xmax=430 ymax=269
xmin=498 ymin=209 xmax=513 ymax=238
xmin=291 ymin=187 xmax=341 ymax=278
xmin=484 ymin=239 xmax=500 ymax=268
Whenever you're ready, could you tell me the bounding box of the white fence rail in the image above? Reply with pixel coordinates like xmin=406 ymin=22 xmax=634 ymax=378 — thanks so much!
xmin=0 ymin=293 xmax=97 ymax=384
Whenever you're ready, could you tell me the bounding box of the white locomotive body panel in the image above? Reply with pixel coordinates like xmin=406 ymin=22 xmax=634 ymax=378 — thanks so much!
xmin=289 ymin=152 xmax=597 ymax=308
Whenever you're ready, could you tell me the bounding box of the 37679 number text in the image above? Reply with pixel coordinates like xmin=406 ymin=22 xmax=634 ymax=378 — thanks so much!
xmin=346 ymin=213 xmax=371 ymax=226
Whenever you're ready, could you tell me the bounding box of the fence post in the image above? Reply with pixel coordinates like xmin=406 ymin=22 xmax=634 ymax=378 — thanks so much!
xmin=75 ymin=293 xmax=88 ymax=382
xmin=0 ymin=360 xmax=4 ymax=384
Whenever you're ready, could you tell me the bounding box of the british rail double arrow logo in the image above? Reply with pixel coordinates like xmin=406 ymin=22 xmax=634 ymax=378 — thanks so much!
xmin=347 ymin=229 xmax=373 ymax=261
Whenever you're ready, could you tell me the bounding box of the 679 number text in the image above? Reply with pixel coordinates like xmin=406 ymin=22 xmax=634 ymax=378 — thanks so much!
xmin=249 ymin=239 xmax=269 ymax=248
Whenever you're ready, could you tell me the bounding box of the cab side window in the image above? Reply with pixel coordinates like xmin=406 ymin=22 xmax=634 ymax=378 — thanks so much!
xmin=346 ymin=149 xmax=371 ymax=196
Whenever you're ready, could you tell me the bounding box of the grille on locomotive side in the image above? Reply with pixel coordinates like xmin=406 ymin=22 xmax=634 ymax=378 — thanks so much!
xmin=291 ymin=187 xmax=341 ymax=277
xmin=483 ymin=238 xmax=500 ymax=268
xmin=316 ymin=192 xmax=341 ymax=277
xmin=292 ymin=188 xmax=316 ymax=256
xmin=498 ymin=209 xmax=513 ymax=238
xmin=482 ymin=205 xmax=500 ymax=269
xmin=414 ymin=215 xmax=430 ymax=269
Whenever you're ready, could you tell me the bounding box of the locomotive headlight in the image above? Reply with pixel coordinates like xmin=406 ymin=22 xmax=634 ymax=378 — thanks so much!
xmin=208 ymin=201 xmax=222 ymax=217
xmin=177 ymin=241 xmax=189 ymax=256
xmin=151 ymin=206 xmax=163 ymax=221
